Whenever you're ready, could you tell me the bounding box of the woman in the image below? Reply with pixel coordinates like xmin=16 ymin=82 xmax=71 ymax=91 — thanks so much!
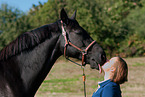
xmin=92 ymin=57 xmax=128 ymax=97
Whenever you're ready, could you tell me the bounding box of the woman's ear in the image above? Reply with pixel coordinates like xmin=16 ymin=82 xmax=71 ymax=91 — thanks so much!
xmin=110 ymin=67 xmax=116 ymax=73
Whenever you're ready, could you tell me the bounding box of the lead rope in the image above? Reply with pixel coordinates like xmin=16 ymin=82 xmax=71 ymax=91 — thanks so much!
xmin=82 ymin=67 xmax=87 ymax=97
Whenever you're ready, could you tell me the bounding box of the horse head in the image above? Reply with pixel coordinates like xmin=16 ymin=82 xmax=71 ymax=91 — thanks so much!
xmin=59 ymin=8 xmax=106 ymax=70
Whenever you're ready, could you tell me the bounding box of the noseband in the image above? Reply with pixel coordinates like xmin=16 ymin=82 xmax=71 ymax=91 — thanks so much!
xmin=61 ymin=21 xmax=96 ymax=66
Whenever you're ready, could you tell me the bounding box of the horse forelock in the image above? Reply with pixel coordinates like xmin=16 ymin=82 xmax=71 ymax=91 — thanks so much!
xmin=0 ymin=24 xmax=56 ymax=61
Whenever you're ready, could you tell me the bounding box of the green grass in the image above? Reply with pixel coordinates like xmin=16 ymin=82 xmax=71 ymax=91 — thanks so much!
xmin=90 ymin=77 xmax=104 ymax=81
xmin=36 ymin=57 xmax=145 ymax=97
xmin=43 ymin=78 xmax=79 ymax=83
xmin=39 ymin=78 xmax=81 ymax=93
xmin=132 ymin=62 xmax=144 ymax=67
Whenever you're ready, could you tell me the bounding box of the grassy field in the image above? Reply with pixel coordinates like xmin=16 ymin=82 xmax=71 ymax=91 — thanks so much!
xmin=35 ymin=57 xmax=145 ymax=97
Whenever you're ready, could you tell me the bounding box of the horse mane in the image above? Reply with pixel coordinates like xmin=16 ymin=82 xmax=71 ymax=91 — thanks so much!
xmin=0 ymin=24 xmax=56 ymax=61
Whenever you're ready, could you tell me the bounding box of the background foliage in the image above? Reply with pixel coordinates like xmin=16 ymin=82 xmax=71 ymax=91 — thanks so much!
xmin=0 ymin=0 xmax=145 ymax=57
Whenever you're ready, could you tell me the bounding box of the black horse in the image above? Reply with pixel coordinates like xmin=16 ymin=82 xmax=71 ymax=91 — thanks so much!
xmin=0 ymin=9 xmax=106 ymax=97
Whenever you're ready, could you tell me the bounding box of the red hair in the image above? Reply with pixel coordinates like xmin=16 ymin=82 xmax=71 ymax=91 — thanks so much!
xmin=110 ymin=57 xmax=128 ymax=84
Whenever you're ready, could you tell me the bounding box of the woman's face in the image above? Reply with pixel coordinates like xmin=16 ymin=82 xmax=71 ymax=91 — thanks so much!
xmin=102 ymin=57 xmax=117 ymax=72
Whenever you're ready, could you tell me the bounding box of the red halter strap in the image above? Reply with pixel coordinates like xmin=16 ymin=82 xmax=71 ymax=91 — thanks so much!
xmin=61 ymin=20 xmax=96 ymax=66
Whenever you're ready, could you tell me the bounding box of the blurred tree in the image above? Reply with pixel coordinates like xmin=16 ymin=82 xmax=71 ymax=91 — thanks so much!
xmin=64 ymin=0 xmax=143 ymax=57
xmin=28 ymin=0 xmax=66 ymax=28
xmin=118 ymin=1 xmax=145 ymax=57
xmin=0 ymin=4 xmax=31 ymax=50
xmin=0 ymin=0 xmax=144 ymax=57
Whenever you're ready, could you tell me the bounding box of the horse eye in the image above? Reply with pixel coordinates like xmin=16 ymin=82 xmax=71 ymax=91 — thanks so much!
xmin=76 ymin=31 xmax=82 ymax=34
xmin=71 ymin=29 xmax=82 ymax=34
xmin=74 ymin=29 xmax=82 ymax=34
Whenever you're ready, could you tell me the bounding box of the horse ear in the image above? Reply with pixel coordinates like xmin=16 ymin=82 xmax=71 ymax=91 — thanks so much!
xmin=60 ymin=8 xmax=69 ymax=24
xmin=71 ymin=10 xmax=77 ymax=19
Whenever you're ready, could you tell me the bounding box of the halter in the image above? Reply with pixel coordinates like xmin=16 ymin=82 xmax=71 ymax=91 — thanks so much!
xmin=61 ymin=20 xmax=96 ymax=97
xmin=61 ymin=20 xmax=96 ymax=66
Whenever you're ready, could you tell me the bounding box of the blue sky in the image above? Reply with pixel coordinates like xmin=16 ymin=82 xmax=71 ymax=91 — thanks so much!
xmin=1 ymin=0 xmax=48 ymax=12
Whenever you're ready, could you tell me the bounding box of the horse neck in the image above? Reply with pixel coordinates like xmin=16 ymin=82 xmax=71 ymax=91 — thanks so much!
xmin=25 ymin=38 xmax=61 ymax=94
xmin=15 ymin=23 xmax=62 ymax=96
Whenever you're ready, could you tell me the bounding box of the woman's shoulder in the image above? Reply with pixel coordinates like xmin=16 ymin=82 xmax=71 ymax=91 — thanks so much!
xmin=104 ymin=81 xmax=121 ymax=91
xmin=102 ymin=81 xmax=122 ymax=97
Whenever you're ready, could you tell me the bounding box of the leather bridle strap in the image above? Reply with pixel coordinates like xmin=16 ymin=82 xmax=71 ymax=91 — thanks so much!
xmin=61 ymin=20 xmax=96 ymax=97
xmin=61 ymin=20 xmax=96 ymax=66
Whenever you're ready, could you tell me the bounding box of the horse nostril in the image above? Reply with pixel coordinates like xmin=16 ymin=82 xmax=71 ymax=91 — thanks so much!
xmin=92 ymin=58 xmax=95 ymax=61
xmin=101 ymin=54 xmax=106 ymax=62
